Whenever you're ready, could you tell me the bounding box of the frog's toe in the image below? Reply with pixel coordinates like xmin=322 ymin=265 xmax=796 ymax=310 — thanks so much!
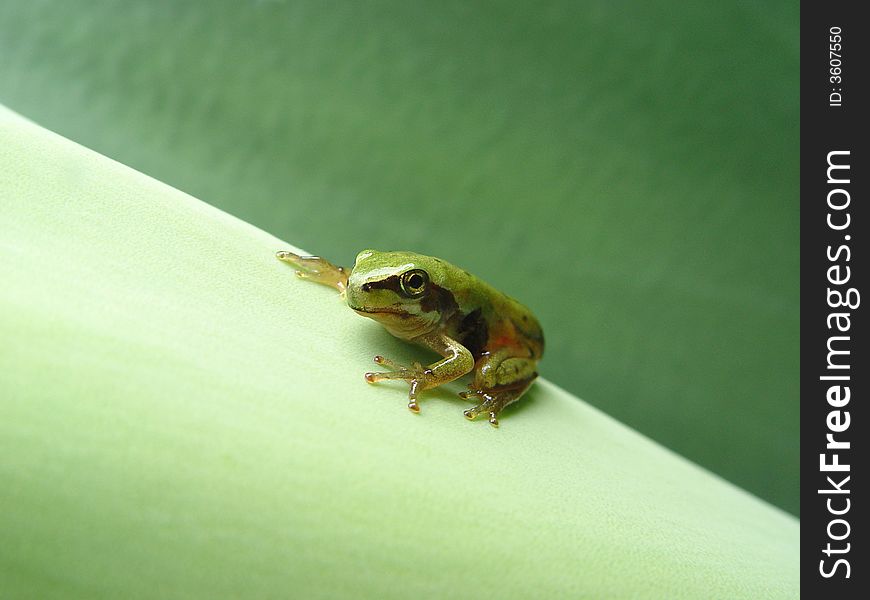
xmin=364 ymin=359 xmax=421 ymax=383
xmin=371 ymin=355 xmax=423 ymax=373
xmin=464 ymin=396 xmax=505 ymax=427
xmin=463 ymin=404 xmax=487 ymax=420
xmin=364 ymin=370 xmax=409 ymax=383
xmin=276 ymin=250 xmax=298 ymax=261
xmin=373 ymin=355 xmax=400 ymax=369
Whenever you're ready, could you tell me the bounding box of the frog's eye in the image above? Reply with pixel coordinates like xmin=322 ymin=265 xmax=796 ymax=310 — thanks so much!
xmin=400 ymin=269 xmax=429 ymax=298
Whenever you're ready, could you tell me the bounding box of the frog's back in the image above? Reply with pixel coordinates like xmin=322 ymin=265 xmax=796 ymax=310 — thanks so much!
xmin=443 ymin=269 xmax=544 ymax=362
xmin=487 ymin=290 xmax=544 ymax=361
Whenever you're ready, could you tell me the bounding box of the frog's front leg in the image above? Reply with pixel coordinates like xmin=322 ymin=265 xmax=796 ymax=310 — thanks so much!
xmin=276 ymin=251 xmax=348 ymax=294
xmin=365 ymin=332 xmax=473 ymax=413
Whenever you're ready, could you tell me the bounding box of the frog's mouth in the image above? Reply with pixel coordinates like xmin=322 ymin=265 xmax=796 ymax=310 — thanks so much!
xmin=349 ymin=304 xmax=438 ymax=339
xmin=348 ymin=305 xmax=412 ymax=318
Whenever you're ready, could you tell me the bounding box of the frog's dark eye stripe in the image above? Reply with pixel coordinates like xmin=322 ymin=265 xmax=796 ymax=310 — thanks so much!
xmin=400 ymin=269 xmax=429 ymax=298
xmin=360 ymin=271 xmax=430 ymax=298
xmin=360 ymin=276 xmax=402 ymax=294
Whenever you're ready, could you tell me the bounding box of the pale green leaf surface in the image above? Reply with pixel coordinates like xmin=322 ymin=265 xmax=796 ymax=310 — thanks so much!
xmin=0 ymin=107 xmax=797 ymax=598
xmin=0 ymin=1 xmax=801 ymax=515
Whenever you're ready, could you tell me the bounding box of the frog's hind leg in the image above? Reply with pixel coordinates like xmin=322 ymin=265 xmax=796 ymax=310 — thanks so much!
xmin=276 ymin=251 xmax=349 ymax=294
xmin=460 ymin=356 xmax=538 ymax=427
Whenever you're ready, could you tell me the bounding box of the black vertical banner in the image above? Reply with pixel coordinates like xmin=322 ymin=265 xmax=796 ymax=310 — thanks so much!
xmin=802 ymin=2 xmax=867 ymax=596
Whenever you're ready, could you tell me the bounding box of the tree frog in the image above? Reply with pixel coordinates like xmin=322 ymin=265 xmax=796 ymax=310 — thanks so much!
xmin=276 ymin=249 xmax=544 ymax=427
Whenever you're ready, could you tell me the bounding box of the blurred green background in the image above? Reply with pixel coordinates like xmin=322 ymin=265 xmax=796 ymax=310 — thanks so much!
xmin=0 ymin=1 xmax=799 ymax=514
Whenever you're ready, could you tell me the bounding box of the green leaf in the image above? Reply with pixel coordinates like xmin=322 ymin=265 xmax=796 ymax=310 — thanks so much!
xmin=0 ymin=1 xmax=800 ymax=514
xmin=1 ymin=107 xmax=797 ymax=598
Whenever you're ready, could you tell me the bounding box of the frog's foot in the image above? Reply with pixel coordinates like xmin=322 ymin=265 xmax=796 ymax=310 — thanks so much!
xmin=462 ymin=391 xmax=507 ymax=428
xmin=365 ymin=356 xmax=432 ymax=413
xmin=276 ymin=251 xmax=348 ymax=294
xmin=460 ymin=379 xmax=535 ymax=427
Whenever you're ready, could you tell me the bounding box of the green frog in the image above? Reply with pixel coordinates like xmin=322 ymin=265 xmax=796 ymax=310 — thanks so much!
xmin=277 ymin=249 xmax=544 ymax=427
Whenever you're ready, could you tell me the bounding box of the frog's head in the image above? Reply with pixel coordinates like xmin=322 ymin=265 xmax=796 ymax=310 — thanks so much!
xmin=346 ymin=249 xmax=457 ymax=339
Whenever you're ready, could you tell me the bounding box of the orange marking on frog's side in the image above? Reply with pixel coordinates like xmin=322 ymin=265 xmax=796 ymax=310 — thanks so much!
xmin=488 ymin=319 xmax=523 ymax=350
xmin=492 ymin=335 xmax=517 ymax=348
